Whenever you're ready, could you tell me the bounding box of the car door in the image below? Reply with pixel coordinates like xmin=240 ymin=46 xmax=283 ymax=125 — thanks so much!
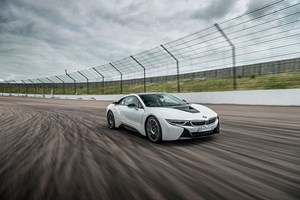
xmin=121 ymin=96 xmax=144 ymax=129
xmin=115 ymin=97 xmax=127 ymax=123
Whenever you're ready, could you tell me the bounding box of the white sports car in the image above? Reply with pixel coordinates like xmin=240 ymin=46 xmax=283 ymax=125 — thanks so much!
xmin=106 ymin=93 xmax=220 ymax=143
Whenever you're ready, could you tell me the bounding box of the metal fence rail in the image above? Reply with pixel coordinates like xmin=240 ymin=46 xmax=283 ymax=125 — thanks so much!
xmin=1 ymin=0 xmax=300 ymax=95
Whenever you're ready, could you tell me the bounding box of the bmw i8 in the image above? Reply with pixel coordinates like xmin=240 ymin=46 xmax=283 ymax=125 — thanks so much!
xmin=106 ymin=93 xmax=220 ymax=143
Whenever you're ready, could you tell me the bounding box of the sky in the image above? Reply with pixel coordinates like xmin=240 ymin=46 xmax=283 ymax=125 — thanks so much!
xmin=0 ymin=0 xmax=288 ymax=82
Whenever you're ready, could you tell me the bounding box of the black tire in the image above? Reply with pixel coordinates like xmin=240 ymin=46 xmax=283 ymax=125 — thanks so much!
xmin=107 ymin=111 xmax=116 ymax=129
xmin=145 ymin=116 xmax=162 ymax=143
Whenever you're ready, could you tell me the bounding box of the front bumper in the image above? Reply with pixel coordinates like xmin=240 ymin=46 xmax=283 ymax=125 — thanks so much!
xmin=179 ymin=122 xmax=220 ymax=139
xmin=159 ymin=116 xmax=220 ymax=141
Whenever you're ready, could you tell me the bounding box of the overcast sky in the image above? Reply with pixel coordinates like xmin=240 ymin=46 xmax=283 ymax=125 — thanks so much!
xmin=0 ymin=0 xmax=277 ymax=81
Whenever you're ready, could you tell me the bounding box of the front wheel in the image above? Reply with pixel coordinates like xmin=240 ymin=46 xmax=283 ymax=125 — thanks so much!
xmin=146 ymin=116 xmax=162 ymax=143
xmin=107 ymin=111 xmax=115 ymax=129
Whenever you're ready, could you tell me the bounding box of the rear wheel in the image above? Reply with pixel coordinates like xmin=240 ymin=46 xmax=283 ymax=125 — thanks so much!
xmin=107 ymin=111 xmax=115 ymax=129
xmin=146 ymin=116 xmax=162 ymax=143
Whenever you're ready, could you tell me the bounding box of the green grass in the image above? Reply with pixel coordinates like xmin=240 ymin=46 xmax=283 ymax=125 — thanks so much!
xmin=2 ymin=71 xmax=300 ymax=95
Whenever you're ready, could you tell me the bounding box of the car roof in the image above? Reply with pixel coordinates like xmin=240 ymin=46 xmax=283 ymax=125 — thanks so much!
xmin=119 ymin=93 xmax=167 ymax=100
xmin=136 ymin=92 xmax=165 ymax=95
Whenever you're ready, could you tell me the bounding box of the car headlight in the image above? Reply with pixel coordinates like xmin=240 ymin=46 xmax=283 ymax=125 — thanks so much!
xmin=166 ymin=119 xmax=189 ymax=126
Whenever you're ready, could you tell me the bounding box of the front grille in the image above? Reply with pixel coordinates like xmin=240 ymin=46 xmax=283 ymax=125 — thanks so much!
xmin=190 ymin=117 xmax=216 ymax=126
xmin=184 ymin=121 xmax=193 ymax=126
xmin=190 ymin=120 xmax=206 ymax=126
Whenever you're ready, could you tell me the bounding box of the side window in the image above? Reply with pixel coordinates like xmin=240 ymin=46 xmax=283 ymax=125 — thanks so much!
xmin=119 ymin=98 xmax=126 ymax=105
xmin=124 ymin=97 xmax=133 ymax=106
xmin=123 ymin=96 xmax=143 ymax=108
xmin=132 ymin=97 xmax=140 ymax=108
xmin=137 ymin=99 xmax=143 ymax=108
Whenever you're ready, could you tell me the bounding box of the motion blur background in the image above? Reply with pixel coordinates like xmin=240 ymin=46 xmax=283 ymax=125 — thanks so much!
xmin=1 ymin=0 xmax=299 ymax=95
xmin=1 ymin=1 xmax=300 ymax=200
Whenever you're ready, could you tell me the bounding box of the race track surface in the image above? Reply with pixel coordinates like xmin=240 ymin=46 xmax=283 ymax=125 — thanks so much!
xmin=0 ymin=96 xmax=299 ymax=200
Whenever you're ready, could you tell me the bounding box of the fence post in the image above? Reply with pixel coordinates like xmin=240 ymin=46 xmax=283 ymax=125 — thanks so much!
xmin=215 ymin=23 xmax=237 ymax=90
xmin=21 ymin=80 xmax=28 ymax=95
xmin=46 ymin=77 xmax=55 ymax=95
xmin=65 ymin=70 xmax=77 ymax=95
xmin=12 ymin=80 xmax=20 ymax=95
xmin=55 ymin=76 xmax=65 ymax=95
xmin=5 ymin=81 xmax=10 ymax=94
xmin=77 ymin=71 xmax=89 ymax=94
xmin=18 ymin=81 xmax=21 ymax=94
xmin=160 ymin=44 xmax=180 ymax=92
xmin=17 ymin=81 xmax=20 ymax=95
xmin=37 ymin=78 xmax=45 ymax=95
xmin=4 ymin=81 xmax=11 ymax=95
xmin=0 ymin=82 xmax=3 ymax=95
xmin=11 ymin=80 xmax=16 ymax=94
xmin=28 ymin=79 xmax=36 ymax=96
xmin=5 ymin=81 xmax=8 ymax=94
xmin=131 ymin=55 xmax=146 ymax=93
xmin=92 ymin=67 xmax=105 ymax=94
xmin=109 ymin=63 xmax=122 ymax=94
xmin=1 ymin=82 xmax=5 ymax=95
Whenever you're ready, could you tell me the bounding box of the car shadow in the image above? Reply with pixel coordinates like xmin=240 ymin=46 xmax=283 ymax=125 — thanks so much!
xmin=162 ymin=135 xmax=218 ymax=147
xmin=116 ymin=127 xmax=148 ymax=140
xmin=117 ymin=127 xmax=219 ymax=147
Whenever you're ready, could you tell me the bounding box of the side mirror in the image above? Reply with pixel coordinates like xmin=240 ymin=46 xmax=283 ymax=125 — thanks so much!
xmin=127 ymin=103 xmax=137 ymax=108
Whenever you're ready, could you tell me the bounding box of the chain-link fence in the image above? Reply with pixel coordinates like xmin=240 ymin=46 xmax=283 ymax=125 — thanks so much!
xmin=1 ymin=0 xmax=300 ymax=95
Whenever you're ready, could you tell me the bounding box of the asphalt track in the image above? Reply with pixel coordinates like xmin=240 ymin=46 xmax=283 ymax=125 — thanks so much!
xmin=0 ymin=96 xmax=299 ymax=200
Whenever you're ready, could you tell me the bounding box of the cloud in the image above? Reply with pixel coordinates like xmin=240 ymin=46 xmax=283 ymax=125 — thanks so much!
xmin=245 ymin=0 xmax=283 ymax=17
xmin=190 ymin=0 xmax=235 ymax=22
xmin=246 ymin=0 xmax=300 ymax=25
xmin=3 ymin=0 xmax=296 ymax=82
xmin=0 ymin=0 xmax=217 ymax=80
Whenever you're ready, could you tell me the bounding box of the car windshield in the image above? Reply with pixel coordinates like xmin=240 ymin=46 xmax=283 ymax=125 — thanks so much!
xmin=139 ymin=94 xmax=187 ymax=107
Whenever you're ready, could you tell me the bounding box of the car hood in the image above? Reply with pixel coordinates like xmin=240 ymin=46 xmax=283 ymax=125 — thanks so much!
xmin=146 ymin=104 xmax=217 ymax=120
